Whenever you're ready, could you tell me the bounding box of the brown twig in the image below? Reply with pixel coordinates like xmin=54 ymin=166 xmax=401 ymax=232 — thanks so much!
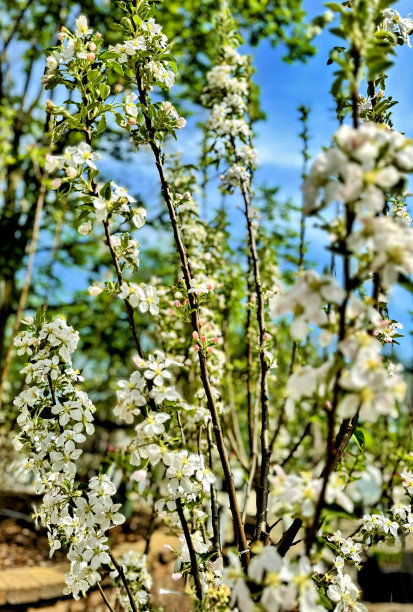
xmin=177 ymin=411 xmax=186 ymax=445
xmin=207 ymin=421 xmax=221 ymax=554
xmin=109 ymin=551 xmax=138 ymax=612
xmin=281 ymin=422 xmax=311 ymax=468
xmin=235 ymin=149 xmax=270 ymax=544
xmin=176 ymin=499 xmax=203 ymax=600
xmin=97 ymin=581 xmax=116 ymax=612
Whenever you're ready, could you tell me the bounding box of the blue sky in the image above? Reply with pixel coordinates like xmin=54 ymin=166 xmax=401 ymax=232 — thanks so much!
xmin=38 ymin=0 xmax=413 ymax=360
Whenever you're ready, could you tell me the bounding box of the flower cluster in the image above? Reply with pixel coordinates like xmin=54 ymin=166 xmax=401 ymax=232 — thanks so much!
xmin=118 ymin=282 xmax=159 ymax=315
xmin=114 ymin=350 xmax=186 ymax=424
xmin=328 ymin=531 xmax=363 ymax=566
xmin=269 ymin=466 xmax=353 ymax=522
xmin=304 ymin=123 xmax=413 ymax=218
xmin=224 ymin=546 xmax=324 ymax=612
xmin=108 ymin=15 xmax=175 ymax=90
xmin=381 ymin=8 xmax=413 ymax=46
xmin=42 ymin=15 xmax=102 ymax=88
xmin=13 ymin=314 xmax=124 ymax=599
xmin=362 ymin=469 xmax=413 ymax=541
xmin=326 ymin=564 xmax=367 ymax=612
xmin=270 ymin=270 xmax=344 ymax=341
xmin=373 ymin=319 xmax=403 ymax=343
xmin=338 ymin=331 xmax=406 ymax=422
xmin=202 ymin=31 xmax=257 ymax=192
xmin=46 ymin=136 xmax=142 ymax=235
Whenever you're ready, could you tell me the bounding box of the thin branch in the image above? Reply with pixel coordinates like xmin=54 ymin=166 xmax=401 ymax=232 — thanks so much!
xmin=177 ymin=411 xmax=186 ymax=445
xmin=242 ymin=378 xmax=260 ymax=523
xmin=97 ymin=581 xmax=116 ymax=612
xmin=277 ymin=518 xmax=303 ymax=557
xmin=135 ymin=68 xmax=250 ymax=568
xmin=144 ymin=506 xmax=156 ymax=555
xmin=233 ymin=144 xmax=270 ymax=544
xmin=47 ymin=374 xmax=56 ymax=405
xmin=246 ymin=256 xmax=255 ymax=457
xmin=281 ymin=422 xmax=311 ymax=468
xmin=207 ymin=421 xmax=221 ymax=554
xmin=176 ymin=499 xmax=203 ymax=600
xmin=222 ymin=305 xmax=249 ymax=468
xmin=109 ymin=552 xmax=138 ymax=612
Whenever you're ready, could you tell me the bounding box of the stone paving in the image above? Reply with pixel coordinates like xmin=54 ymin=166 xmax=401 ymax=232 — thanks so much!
xmin=0 ymin=532 xmax=185 ymax=611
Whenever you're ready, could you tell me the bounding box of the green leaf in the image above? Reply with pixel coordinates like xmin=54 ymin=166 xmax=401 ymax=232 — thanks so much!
xmin=99 ymin=51 xmax=121 ymax=60
xmin=96 ymin=115 xmax=107 ymax=136
xmin=100 ymin=181 xmax=112 ymax=200
xmin=325 ymin=2 xmax=347 ymax=14
xmin=52 ymin=121 xmax=69 ymax=143
xmin=87 ymin=69 xmax=101 ymax=83
xmin=353 ymin=428 xmax=365 ymax=451
xmin=99 ymin=84 xmax=111 ymax=100
xmin=108 ymin=61 xmax=124 ymax=77
xmin=318 ymin=591 xmax=333 ymax=610
xmin=120 ymin=16 xmax=133 ymax=32
xmin=77 ymin=209 xmax=92 ymax=223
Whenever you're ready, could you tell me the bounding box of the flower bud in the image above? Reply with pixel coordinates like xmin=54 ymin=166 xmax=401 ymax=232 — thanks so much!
xmin=88 ymin=42 xmax=96 ymax=51
xmin=207 ymin=347 xmax=213 ymax=353
xmin=173 ymin=300 xmax=181 ymax=307
xmin=66 ymin=167 xmax=77 ymax=178
xmin=213 ymin=336 xmax=219 ymax=344
xmin=200 ymin=335 xmax=206 ymax=342
xmin=115 ymin=83 xmax=123 ymax=93
xmin=194 ymin=344 xmax=199 ymax=351
xmin=132 ymin=469 xmax=147 ymax=482
xmin=87 ymin=52 xmax=96 ymax=61
xmin=88 ymin=286 xmax=103 ymax=296
xmin=176 ymin=117 xmax=186 ymax=129
xmin=51 ymin=178 xmax=62 ymax=189
xmin=183 ymin=191 xmax=191 ymax=199
xmin=128 ymin=117 xmax=137 ymax=125
xmin=46 ymin=56 xmax=58 ymax=72
xmin=46 ymin=99 xmax=54 ymax=112
xmin=192 ymin=331 xmax=199 ymax=339
xmin=95 ymin=31 xmax=102 ymax=39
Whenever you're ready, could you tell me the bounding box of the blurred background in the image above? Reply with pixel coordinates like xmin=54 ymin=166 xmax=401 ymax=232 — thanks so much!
xmin=1 ymin=0 xmax=413 ymax=610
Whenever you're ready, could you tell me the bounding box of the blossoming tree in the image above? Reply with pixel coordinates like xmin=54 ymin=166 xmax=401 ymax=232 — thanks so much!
xmin=7 ymin=0 xmax=413 ymax=610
